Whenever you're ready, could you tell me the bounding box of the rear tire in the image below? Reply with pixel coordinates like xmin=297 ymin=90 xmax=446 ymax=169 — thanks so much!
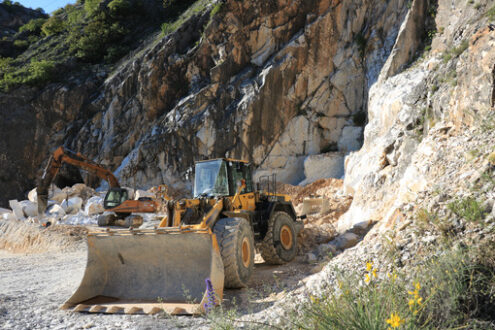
xmin=260 ymin=211 xmax=297 ymax=265
xmin=213 ymin=218 xmax=254 ymax=289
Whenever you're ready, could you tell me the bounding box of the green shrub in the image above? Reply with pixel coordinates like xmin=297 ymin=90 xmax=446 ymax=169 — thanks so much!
xmin=13 ymin=39 xmax=29 ymax=49
xmin=69 ymin=12 xmax=127 ymax=62
xmin=19 ymin=18 xmax=47 ymax=35
xmin=0 ymin=59 xmax=56 ymax=91
xmin=84 ymin=0 xmax=102 ymax=16
xmin=41 ymin=16 xmax=66 ymax=36
xmin=66 ymin=4 xmax=85 ymax=25
xmin=448 ymin=197 xmax=486 ymax=223
xmin=442 ymin=40 xmax=469 ymax=63
xmin=297 ymin=246 xmax=495 ymax=329
xmin=210 ymin=2 xmax=223 ymax=18
xmin=107 ymin=0 xmax=132 ymax=15
xmin=487 ymin=4 xmax=495 ymax=20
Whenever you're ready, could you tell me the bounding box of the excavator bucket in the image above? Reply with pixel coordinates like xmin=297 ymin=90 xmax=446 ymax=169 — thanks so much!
xmin=62 ymin=227 xmax=224 ymax=315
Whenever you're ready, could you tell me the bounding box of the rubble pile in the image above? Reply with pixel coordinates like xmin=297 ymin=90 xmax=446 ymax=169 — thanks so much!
xmin=279 ymin=179 xmax=354 ymax=253
xmin=0 ymin=183 xmax=159 ymax=226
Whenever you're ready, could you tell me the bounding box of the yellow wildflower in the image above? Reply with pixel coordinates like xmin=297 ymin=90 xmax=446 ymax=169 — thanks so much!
xmin=386 ymin=312 xmax=405 ymax=328
xmin=364 ymin=273 xmax=371 ymax=284
xmin=414 ymin=282 xmax=421 ymax=290
xmin=366 ymin=261 xmax=374 ymax=272
xmin=372 ymin=268 xmax=377 ymax=278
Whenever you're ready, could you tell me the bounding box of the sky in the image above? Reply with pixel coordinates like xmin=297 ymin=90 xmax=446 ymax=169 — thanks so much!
xmin=13 ymin=0 xmax=75 ymax=14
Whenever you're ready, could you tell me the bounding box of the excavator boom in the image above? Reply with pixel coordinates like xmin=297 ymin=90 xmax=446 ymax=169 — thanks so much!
xmin=37 ymin=146 xmax=120 ymax=214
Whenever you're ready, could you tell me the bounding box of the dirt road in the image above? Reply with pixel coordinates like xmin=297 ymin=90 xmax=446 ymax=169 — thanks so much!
xmin=0 ymin=245 xmax=316 ymax=329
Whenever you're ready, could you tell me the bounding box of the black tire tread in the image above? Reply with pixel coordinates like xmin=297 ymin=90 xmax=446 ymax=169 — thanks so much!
xmin=214 ymin=218 xmax=254 ymax=288
xmin=260 ymin=211 xmax=296 ymax=265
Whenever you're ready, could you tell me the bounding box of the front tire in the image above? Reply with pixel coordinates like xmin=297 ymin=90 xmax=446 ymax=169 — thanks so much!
xmin=213 ymin=218 xmax=255 ymax=289
xmin=260 ymin=211 xmax=297 ymax=265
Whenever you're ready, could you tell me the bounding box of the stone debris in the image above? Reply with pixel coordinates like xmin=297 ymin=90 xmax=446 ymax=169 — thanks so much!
xmin=8 ymin=200 xmax=25 ymax=220
xmin=19 ymin=200 xmax=38 ymax=218
xmin=84 ymin=196 xmax=104 ymax=216
xmin=278 ymin=178 xmax=354 ymax=254
xmin=61 ymin=196 xmax=83 ymax=214
xmin=1 ymin=183 xmax=167 ymax=226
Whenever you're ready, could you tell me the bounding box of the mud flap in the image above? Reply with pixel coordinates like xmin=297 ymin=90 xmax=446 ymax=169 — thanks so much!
xmin=62 ymin=228 xmax=224 ymax=315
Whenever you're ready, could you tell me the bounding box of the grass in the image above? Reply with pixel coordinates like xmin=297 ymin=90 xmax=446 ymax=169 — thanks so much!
xmin=442 ymin=40 xmax=469 ymax=63
xmin=161 ymin=0 xmax=213 ymax=35
xmin=0 ymin=58 xmax=56 ymax=91
xmin=448 ymin=197 xmax=487 ymax=224
xmin=295 ymin=243 xmax=495 ymax=329
xmin=414 ymin=207 xmax=456 ymax=239
xmin=487 ymin=4 xmax=495 ymax=20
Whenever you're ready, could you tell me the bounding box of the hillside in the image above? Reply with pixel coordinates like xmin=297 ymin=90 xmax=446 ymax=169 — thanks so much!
xmin=1 ymin=0 xmax=495 ymax=328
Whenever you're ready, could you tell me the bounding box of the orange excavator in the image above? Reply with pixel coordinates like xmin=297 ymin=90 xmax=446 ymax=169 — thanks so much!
xmin=37 ymin=146 xmax=159 ymax=225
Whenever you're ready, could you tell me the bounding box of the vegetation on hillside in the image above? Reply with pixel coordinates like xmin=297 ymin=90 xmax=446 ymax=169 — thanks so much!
xmin=0 ymin=0 xmax=211 ymax=91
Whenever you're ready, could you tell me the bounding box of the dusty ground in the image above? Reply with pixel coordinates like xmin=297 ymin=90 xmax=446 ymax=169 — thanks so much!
xmin=0 ymin=241 xmax=318 ymax=329
xmin=0 ymin=179 xmax=349 ymax=329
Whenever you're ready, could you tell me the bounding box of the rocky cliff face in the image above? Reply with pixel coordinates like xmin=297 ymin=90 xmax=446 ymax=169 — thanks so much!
xmin=1 ymin=0 xmax=494 ymax=213
xmin=41 ymin=0 xmax=412 ymax=193
xmin=341 ymin=0 xmax=495 ymax=231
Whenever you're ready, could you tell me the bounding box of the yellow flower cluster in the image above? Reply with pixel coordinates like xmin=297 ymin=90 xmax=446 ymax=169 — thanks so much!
xmin=364 ymin=261 xmax=377 ymax=284
xmin=408 ymin=281 xmax=423 ymax=315
xmin=386 ymin=312 xmax=405 ymax=329
xmin=386 ymin=271 xmax=398 ymax=282
xmin=309 ymin=295 xmax=320 ymax=304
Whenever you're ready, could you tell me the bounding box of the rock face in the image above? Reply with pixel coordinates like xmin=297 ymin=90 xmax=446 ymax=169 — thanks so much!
xmin=88 ymin=1 xmax=403 ymax=187
xmin=340 ymin=0 xmax=495 ymax=231
xmin=0 ymin=0 xmax=443 ymax=206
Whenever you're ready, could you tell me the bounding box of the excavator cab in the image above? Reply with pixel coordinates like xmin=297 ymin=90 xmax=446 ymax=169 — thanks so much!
xmin=103 ymin=187 xmax=129 ymax=209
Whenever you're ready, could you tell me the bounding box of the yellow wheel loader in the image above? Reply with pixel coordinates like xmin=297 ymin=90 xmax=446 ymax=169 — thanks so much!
xmin=63 ymin=158 xmax=303 ymax=315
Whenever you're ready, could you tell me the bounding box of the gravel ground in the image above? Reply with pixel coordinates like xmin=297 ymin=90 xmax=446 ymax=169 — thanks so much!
xmin=0 ymin=241 xmax=316 ymax=329
xmin=0 ymin=249 xmax=209 ymax=330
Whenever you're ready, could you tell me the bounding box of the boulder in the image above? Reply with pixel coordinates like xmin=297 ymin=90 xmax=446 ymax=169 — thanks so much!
xmin=51 ymin=190 xmax=68 ymax=204
xmin=19 ymin=200 xmax=38 ymax=217
xmin=300 ymin=153 xmax=345 ymax=185
xmin=27 ymin=187 xmax=37 ymax=203
xmin=8 ymin=200 xmax=24 ymax=220
xmin=302 ymin=197 xmax=330 ymax=216
xmin=85 ymin=196 xmax=104 ymax=216
xmin=332 ymin=232 xmax=359 ymax=250
xmin=47 ymin=204 xmax=66 ymax=219
xmin=0 ymin=207 xmax=11 ymax=215
xmin=70 ymin=183 xmax=95 ymax=200
xmin=61 ymin=197 xmax=83 ymax=215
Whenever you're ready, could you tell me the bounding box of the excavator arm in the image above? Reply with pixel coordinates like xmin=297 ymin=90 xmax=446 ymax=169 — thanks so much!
xmin=37 ymin=146 xmax=120 ymax=215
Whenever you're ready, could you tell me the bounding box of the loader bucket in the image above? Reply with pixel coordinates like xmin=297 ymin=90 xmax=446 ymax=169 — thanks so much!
xmin=62 ymin=227 xmax=224 ymax=315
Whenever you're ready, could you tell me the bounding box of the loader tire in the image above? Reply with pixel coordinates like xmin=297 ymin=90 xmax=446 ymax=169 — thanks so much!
xmin=213 ymin=217 xmax=254 ymax=289
xmin=260 ymin=211 xmax=297 ymax=265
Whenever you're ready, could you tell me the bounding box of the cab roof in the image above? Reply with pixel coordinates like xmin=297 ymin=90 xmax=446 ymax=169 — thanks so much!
xmin=195 ymin=158 xmax=249 ymax=164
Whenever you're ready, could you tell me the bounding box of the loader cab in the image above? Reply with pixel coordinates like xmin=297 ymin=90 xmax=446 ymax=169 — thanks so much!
xmin=194 ymin=159 xmax=253 ymax=198
xmin=103 ymin=187 xmax=129 ymax=209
